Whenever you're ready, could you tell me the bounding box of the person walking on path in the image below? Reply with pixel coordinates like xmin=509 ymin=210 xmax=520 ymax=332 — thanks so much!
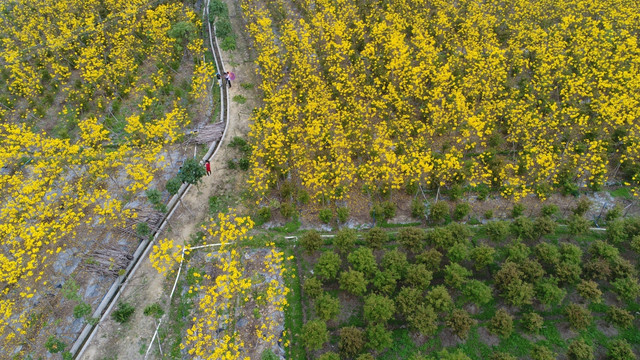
xmin=216 ymin=73 xmax=222 ymax=87
xmin=224 ymin=71 xmax=232 ymax=88
xmin=205 ymin=160 xmax=211 ymax=176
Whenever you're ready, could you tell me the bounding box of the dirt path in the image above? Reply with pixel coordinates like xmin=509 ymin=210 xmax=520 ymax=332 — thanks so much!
xmin=80 ymin=2 xmax=259 ymax=358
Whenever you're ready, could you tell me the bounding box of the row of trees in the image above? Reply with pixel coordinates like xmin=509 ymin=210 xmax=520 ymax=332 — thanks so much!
xmin=240 ymin=0 xmax=640 ymax=206
xmin=297 ymin=217 xmax=639 ymax=358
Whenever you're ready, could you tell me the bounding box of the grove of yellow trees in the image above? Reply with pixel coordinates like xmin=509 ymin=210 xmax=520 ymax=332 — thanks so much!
xmin=242 ymin=0 xmax=640 ymax=204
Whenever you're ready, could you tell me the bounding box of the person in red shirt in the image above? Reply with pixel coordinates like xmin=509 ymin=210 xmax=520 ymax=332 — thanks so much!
xmin=205 ymin=160 xmax=211 ymax=176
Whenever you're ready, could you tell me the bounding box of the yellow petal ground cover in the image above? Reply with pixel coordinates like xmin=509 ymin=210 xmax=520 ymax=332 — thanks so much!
xmin=241 ymin=0 xmax=640 ymax=203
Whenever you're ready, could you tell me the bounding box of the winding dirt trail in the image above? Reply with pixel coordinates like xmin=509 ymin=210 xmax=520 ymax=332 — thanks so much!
xmin=80 ymin=0 xmax=259 ymax=358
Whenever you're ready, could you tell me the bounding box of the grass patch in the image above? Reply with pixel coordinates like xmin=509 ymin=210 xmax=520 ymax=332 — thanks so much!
xmin=283 ymin=247 xmax=305 ymax=360
xmin=378 ymin=328 xmax=420 ymax=359
xmin=609 ymin=187 xmax=633 ymax=200
xmin=240 ymin=82 xmax=254 ymax=89
xmin=232 ymin=94 xmax=247 ymax=104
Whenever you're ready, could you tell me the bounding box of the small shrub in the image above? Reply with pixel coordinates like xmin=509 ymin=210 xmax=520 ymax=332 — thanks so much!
xmin=337 ymin=207 xmax=349 ymax=222
xmin=364 ymin=294 xmax=395 ymax=324
xmin=366 ymin=323 xmax=392 ymax=351
xmin=489 ymin=308 xmax=514 ymax=337
xmin=300 ymin=230 xmax=323 ymax=254
xmin=447 ymin=222 xmax=472 ymax=243
xmin=411 ymin=198 xmax=426 ymax=219
xmin=504 ymin=279 xmax=535 ymax=306
xmin=565 ymin=304 xmax=592 ymax=330
xmin=315 ymin=293 xmax=341 ymax=321
xmin=215 ymin=18 xmax=232 ymax=37
xmin=372 ymin=269 xmax=398 ymax=295
xmin=438 ymin=349 xmax=472 ymax=360
xmin=535 ymin=277 xmax=567 ymax=306
xmin=606 ymin=306 xmax=634 ymax=328
xmin=257 ymin=207 xmax=271 ymax=223
xmin=522 ymin=312 xmax=544 ymax=333
xmin=279 ymin=202 xmax=296 ymax=219
xmin=45 ymin=336 xmax=66 ymax=354
xmin=303 ymin=276 xmax=323 ymax=298
xmin=567 ymin=338 xmax=594 ymax=360
xmin=453 ymin=202 xmax=471 ymax=221
xmin=446 ymin=309 xmax=476 ymax=340
xmin=506 ymin=239 xmax=531 ymax=262
xmin=347 ymin=247 xmax=377 ymax=275
xmin=511 ymin=203 xmax=525 ymax=218
xmin=365 ymin=227 xmax=387 ymax=249
xmin=491 ymin=352 xmax=516 ymax=360
xmin=397 ymin=227 xmax=424 ymax=252
xmin=221 ymin=35 xmax=236 ymax=51
xmin=531 ymin=344 xmax=556 ymax=360
xmin=520 ymin=259 xmax=546 ymax=283
xmin=381 ymin=201 xmax=396 ymax=220
xmin=607 ymin=339 xmax=635 ymax=360
xmin=302 ymin=319 xmax=328 ymax=350
xmin=315 ymin=251 xmax=341 ymax=280
xmin=605 ymin=204 xmax=623 ymax=222
xmin=357 ymin=355 xmax=375 ymax=360
xmin=339 ymin=270 xmax=368 ymax=296
xmin=334 ymin=228 xmax=357 ymax=254
xmin=143 ymin=303 xmax=164 ymax=319
xmin=339 ymin=326 xmax=364 ymax=357
xmin=261 ymin=349 xmax=278 ymax=360
xmin=541 ymin=204 xmax=559 ymax=216
xmin=112 ymin=302 xmax=135 ymax=323
xmin=136 ymin=222 xmax=151 ymax=239
xmin=73 ymin=303 xmax=92 ymax=319
xmin=589 ymin=240 xmax=619 ymax=261
xmin=555 ymin=261 xmax=582 ymax=284
xmin=429 ymin=201 xmax=449 ymax=223
xmin=484 ymin=210 xmax=494 ymax=219
xmin=319 ymin=208 xmax=333 ymax=224
xmin=631 ymin=235 xmax=640 ymax=253
xmin=232 ymin=94 xmax=246 ymax=104
xmin=396 ymin=287 xmax=422 ymax=316
xmin=607 ymin=219 xmax=626 ymax=244
xmin=573 ymin=198 xmax=592 ymax=216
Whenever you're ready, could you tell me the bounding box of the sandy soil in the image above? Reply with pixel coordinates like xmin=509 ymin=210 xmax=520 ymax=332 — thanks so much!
xmin=80 ymin=2 xmax=260 ymax=358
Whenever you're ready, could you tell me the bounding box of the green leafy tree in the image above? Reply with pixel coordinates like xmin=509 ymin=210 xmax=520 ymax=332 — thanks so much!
xmin=489 ymin=308 xmax=514 ymax=337
xmin=520 ymin=259 xmax=546 ymax=283
xmin=535 ymin=242 xmax=561 ymax=267
xmin=446 ymin=309 xmax=476 ymax=340
xmin=608 ymin=339 xmax=635 ymax=360
xmin=166 ymin=176 xmax=182 ymax=196
xmin=522 ymin=312 xmax=544 ymax=333
xmin=607 ymin=219 xmax=626 ymax=244
xmin=576 ymin=280 xmax=602 ymax=303
xmin=531 ymin=345 xmax=556 ymax=360
xmin=485 ymin=221 xmax=510 ymax=242
xmin=444 ymin=263 xmax=471 ymax=289
xmin=504 ymin=279 xmax=534 ymax=306
xmin=317 ymin=352 xmax=340 ymax=360
xmin=510 ymin=216 xmax=535 ymax=240
xmin=568 ymin=214 xmax=590 ymax=235
xmin=453 ymin=202 xmax=471 ymax=221
xmin=447 ymin=242 xmax=469 ymax=263
xmin=365 ymin=227 xmax=387 ymax=249
xmin=364 ymin=294 xmax=395 ymax=324
xmin=405 ymin=263 xmax=433 ymax=288
xmin=427 ymin=285 xmax=453 ymax=313
xmin=300 ymin=230 xmax=323 ymax=254
xmin=612 ymin=276 xmax=640 ymax=301
xmin=471 ymin=245 xmax=495 ymax=271
xmin=446 ymin=222 xmax=472 ymax=243
xmin=408 ymin=304 xmax=438 ymax=335
xmin=573 ymin=198 xmax=592 ymax=217
xmin=567 ymin=338 xmax=594 ymax=360
xmin=381 ymin=249 xmax=408 ymax=278
xmin=560 ymin=243 xmax=583 ymax=264
xmin=347 ymin=247 xmax=377 ymax=276
xmin=179 ymin=158 xmax=206 ymax=187
xmin=535 ymin=277 xmax=567 ymax=306
xmin=555 ymin=261 xmax=582 ymax=284
xmin=372 ymin=269 xmax=398 ymax=295
xmin=334 ymin=228 xmax=357 ymax=254
xmin=339 ymin=269 xmax=368 ymax=296
xmin=398 ymin=227 xmax=425 ymax=252
xmin=396 ymin=287 xmax=422 ymax=316
xmin=315 ymin=251 xmax=341 ymax=280
xmin=303 ymin=276 xmax=323 ymax=298
xmin=302 ymin=319 xmax=328 ymax=351
xmin=339 ymin=326 xmax=364 ymax=357
xmin=315 ymin=293 xmax=340 ymax=321
xmin=506 ymin=239 xmax=531 ymax=262
xmin=425 ymin=227 xmax=455 ymax=249
xmin=565 ymin=304 xmax=593 ymax=330
xmin=437 ymin=349 xmax=472 ymax=360
xmin=463 ymin=279 xmax=493 ymax=305
xmin=366 ymin=323 xmax=392 ymax=351
xmin=606 ymin=306 xmax=634 ymax=328
xmin=534 ymin=216 xmax=556 ymax=238
xmin=490 ymin=352 xmax=516 ymax=360
xmin=416 ymin=248 xmax=442 ymax=271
